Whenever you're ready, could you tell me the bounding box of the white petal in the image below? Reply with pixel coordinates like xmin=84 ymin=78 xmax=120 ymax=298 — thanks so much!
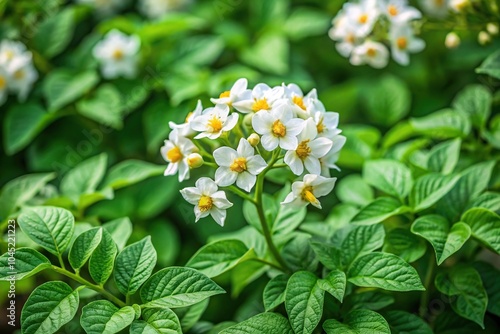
xmin=261 ymin=134 xmax=279 ymax=151
xmin=304 ymin=156 xmax=322 ymax=175
xmin=279 ymin=135 xmax=298 ymax=151
xmin=285 ymin=118 xmax=305 ymax=136
xmin=281 ymin=191 xmax=296 ymax=205
xmin=252 ymin=111 xmax=274 ymax=134
xmin=313 ymin=176 xmax=337 ymax=197
xmin=215 ymin=167 xmax=238 ymax=187
xmin=309 ymin=138 xmax=333 ymax=158
xmin=213 ymin=147 xmax=238 ymax=166
xmin=190 ymin=116 xmax=208 ymax=132
xmin=178 ymin=161 xmax=190 ymax=182
xmin=180 ymin=187 xmax=201 ymax=205
xmin=232 ymin=99 xmax=254 ymax=114
xmin=285 ymin=152 xmax=304 ymax=175
xmin=195 ymin=177 xmax=218 ymax=194
xmin=236 ymin=172 xmax=256 ymax=192
xmin=230 ymin=78 xmax=248 ymax=95
xmin=164 ymin=162 xmax=178 ymax=176
xmin=409 ymin=38 xmax=426 ymax=53
xmin=299 ymin=118 xmax=318 ymax=141
xmin=237 ymin=138 xmax=254 ymax=158
xmin=212 ymin=191 xmax=234 ymax=209
xmin=210 ymin=207 xmax=227 ymax=226
xmin=194 ymin=206 xmax=210 ymax=222
xmin=246 ymin=155 xmax=267 ymax=174
xmin=392 ymin=48 xmax=409 ymax=65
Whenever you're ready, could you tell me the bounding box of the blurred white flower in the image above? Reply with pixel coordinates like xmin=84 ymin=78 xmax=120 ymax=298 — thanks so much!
xmin=211 ymin=78 xmax=251 ymax=107
xmin=77 ymin=0 xmax=127 ymax=15
xmin=190 ymin=104 xmax=239 ymax=139
xmin=213 ymin=139 xmax=267 ymax=192
xmin=252 ymin=104 xmax=304 ymax=151
xmin=281 ymin=174 xmax=337 ymax=209
xmin=312 ymin=110 xmax=341 ymax=139
xmin=283 ymin=83 xmax=324 ymax=119
xmin=93 ymin=30 xmax=140 ymax=79
xmin=320 ymin=135 xmax=347 ymax=177
xmin=380 ymin=0 xmax=422 ymax=23
xmin=160 ymin=129 xmax=197 ymax=181
xmin=180 ymin=177 xmax=233 ymax=226
xmin=342 ymin=0 xmax=380 ymax=38
xmin=419 ymin=0 xmax=449 ymax=18
xmin=445 ymin=32 xmax=460 ymax=49
xmin=169 ymin=100 xmax=203 ymax=137
xmin=232 ymin=83 xmax=284 ymax=114
xmin=139 ymin=0 xmax=190 ymax=19
xmin=0 ymin=40 xmax=30 ymax=66
xmin=350 ymin=40 xmax=390 ymax=68
xmin=389 ymin=24 xmax=425 ymax=65
xmin=449 ymin=0 xmax=469 ymax=12
xmin=329 ymin=22 xmax=360 ymax=59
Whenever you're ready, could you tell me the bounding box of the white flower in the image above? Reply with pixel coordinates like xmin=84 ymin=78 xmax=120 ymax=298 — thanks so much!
xmin=76 ymin=0 xmax=126 ymax=15
xmin=93 ymin=30 xmax=140 ymax=79
xmin=0 ymin=66 xmax=9 ymax=106
xmin=232 ymin=83 xmax=284 ymax=113
xmin=320 ymin=135 xmax=347 ymax=177
xmin=180 ymin=177 xmax=233 ymax=226
xmin=313 ymin=110 xmax=341 ymax=139
xmin=139 ymin=0 xmax=190 ymax=19
xmin=169 ymin=100 xmax=203 ymax=137
xmin=0 ymin=40 xmax=30 ymax=66
xmin=284 ymin=118 xmax=333 ymax=175
xmin=252 ymin=104 xmax=304 ymax=151
xmin=160 ymin=129 xmax=197 ymax=181
xmin=6 ymin=57 xmax=38 ymax=102
xmin=210 ymin=78 xmax=251 ymax=107
xmin=389 ymin=24 xmax=425 ymax=66
xmin=350 ymin=40 xmax=389 ymax=69
xmin=190 ymin=104 xmax=239 ymax=139
xmin=213 ymin=139 xmax=267 ymax=192
xmin=281 ymin=174 xmax=337 ymax=209
xmin=380 ymin=0 xmax=422 ymax=23
xmin=445 ymin=32 xmax=460 ymax=49
xmin=330 ymin=22 xmax=360 ymax=58
xmin=419 ymin=0 xmax=449 ymax=18
xmin=342 ymin=0 xmax=380 ymax=38
xmin=283 ymin=83 xmax=324 ymax=119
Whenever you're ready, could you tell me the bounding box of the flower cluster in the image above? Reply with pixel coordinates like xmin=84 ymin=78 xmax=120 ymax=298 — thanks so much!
xmin=0 ymin=40 xmax=38 ymax=107
xmin=162 ymin=79 xmax=346 ymax=226
xmin=93 ymin=30 xmax=141 ymax=79
xmin=329 ymin=0 xmax=425 ymax=68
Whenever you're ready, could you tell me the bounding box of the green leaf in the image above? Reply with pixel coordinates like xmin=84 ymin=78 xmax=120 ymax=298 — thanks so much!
xmin=43 ymin=69 xmax=99 ymax=112
xmin=284 ymin=8 xmax=331 ymax=40
xmin=3 ymin=103 xmax=55 ymax=155
xmin=461 ymin=208 xmax=500 ymax=254
xmin=33 ymin=7 xmax=75 ymax=58
xmin=18 ymin=206 xmax=74 ymax=256
xmin=140 ymin=267 xmax=225 ymax=308
xmin=336 ymin=174 xmax=374 ymax=207
xmin=130 ymin=307 xmax=182 ymax=334
xmin=241 ymin=33 xmax=288 ymax=75
xmin=351 ymin=197 xmax=408 ymax=225
xmin=68 ymin=227 xmax=103 ymax=270
xmin=263 ymin=274 xmax=288 ymax=311
xmin=384 ymin=310 xmax=432 ymax=334
xmin=219 ymin=312 xmax=293 ymax=334
xmin=342 ymin=224 xmax=385 ymax=268
xmin=21 ymin=281 xmax=79 ymax=334
xmin=282 ymin=234 xmax=318 ymax=272
xmin=410 ymin=173 xmax=460 ymax=212
xmin=310 ymin=241 xmax=342 ymax=271
xmin=80 ymin=300 xmax=135 ymax=334
xmin=230 ymin=260 xmax=267 ymax=298
xmin=323 ymin=309 xmax=390 ymax=334
xmin=347 ymin=291 xmax=395 ymax=311
xmin=466 ymin=192 xmax=500 ymax=211
xmin=103 ymin=217 xmax=133 ymax=251
xmin=410 ymin=108 xmax=471 ymax=139
xmin=0 ymin=173 xmax=55 ymax=220
xmin=0 ymin=248 xmax=51 ymax=280
xmin=114 ymin=236 xmax=157 ymax=296
xmin=382 ymin=228 xmax=426 ymax=263
xmin=317 ymin=270 xmax=346 ymax=302
xmin=476 ymin=50 xmax=500 ymax=79
xmin=472 ymin=262 xmax=500 ymax=316
xmin=363 ymin=159 xmax=413 ymax=199
xmin=426 ymin=138 xmax=461 ymax=174
xmin=452 ymin=84 xmax=492 ymax=129
xmin=89 ymin=229 xmax=117 ymax=285
xmin=435 ymin=266 xmax=487 ymax=328
xmin=174 ymin=299 xmax=209 ymax=332
xmin=103 ymin=160 xmax=164 ymax=190
xmin=348 ymin=252 xmax=425 ymax=291
xmin=285 ymin=271 xmax=324 ymax=334
xmin=76 ymin=84 xmax=124 ymax=129
xmin=186 ymin=239 xmax=255 ymax=278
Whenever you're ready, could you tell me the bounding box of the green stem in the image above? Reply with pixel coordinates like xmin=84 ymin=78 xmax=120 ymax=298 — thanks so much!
xmin=57 ymin=254 xmax=66 ymax=270
xmin=51 ymin=265 xmax=126 ymax=308
xmin=226 ymin=186 xmax=255 ymax=203
xmin=251 ymin=257 xmax=285 ymax=271
xmin=419 ymin=254 xmax=436 ymax=318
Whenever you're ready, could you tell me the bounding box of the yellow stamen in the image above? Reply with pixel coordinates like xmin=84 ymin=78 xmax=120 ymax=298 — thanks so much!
xmin=252 ymin=98 xmax=270 ymax=112
xmin=301 ymin=186 xmax=319 ymax=205
xmin=198 ymin=195 xmax=213 ymax=212
xmin=346 ymin=33 xmax=355 ymax=44
xmin=0 ymin=75 xmax=6 ymax=89
xmin=358 ymin=14 xmax=368 ymax=24
xmin=397 ymin=37 xmax=408 ymax=49
xmin=296 ymin=140 xmax=311 ymax=160
xmin=112 ymin=49 xmax=124 ymax=60
xmin=208 ymin=116 xmax=223 ymax=133
xmin=388 ymin=5 xmax=398 ymax=16
xmin=272 ymin=120 xmax=286 ymax=138
xmin=230 ymin=157 xmax=247 ymax=173
xmin=167 ymin=146 xmax=183 ymax=163
xmin=367 ymin=48 xmax=377 ymax=57
xmin=185 ymin=111 xmax=193 ymax=123
xmin=14 ymin=70 xmax=25 ymax=80
xmin=292 ymin=96 xmax=306 ymax=110
xmin=219 ymin=90 xmax=230 ymax=98
xmin=317 ymin=118 xmax=325 ymax=134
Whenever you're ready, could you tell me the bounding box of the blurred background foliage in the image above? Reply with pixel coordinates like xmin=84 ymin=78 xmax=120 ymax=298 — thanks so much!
xmin=0 ymin=0 xmax=499 ymax=331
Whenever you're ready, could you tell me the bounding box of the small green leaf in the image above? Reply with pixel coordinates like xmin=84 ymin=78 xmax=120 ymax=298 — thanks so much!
xmin=476 ymin=50 xmax=500 ymax=79
xmin=426 ymin=138 xmax=461 ymax=174
xmin=466 ymin=192 xmax=500 ymax=211
xmin=310 ymin=241 xmax=342 ymax=271
xmin=461 ymin=208 xmax=500 ymax=254
xmin=285 ymin=271 xmax=324 ymax=334
xmin=130 ymin=307 xmax=182 ymax=334
xmin=219 ymin=312 xmax=293 ymax=334
xmin=317 ymin=270 xmax=346 ymax=302
xmin=282 ymin=234 xmax=318 ymax=272
xmin=114 ymin=236 xmax=157 ymax=296
xmin=103 ymin=160 xmax=164 ymax=190
xmin=68 ymin=227 xmax=103 ymax=270
xmin=410 ymin=173 xmax=460 ymax=212
xmin=103 ymin=217 xmax=133 ymax=251
xmin=263 ymin=274 xmax=288 ymax=311
xmin=18 ymin=206 xmax=74 ymax=256
xmin=348 ymin=291 xmax=395 ymax=311
xmin=363 ymin=159 xmax=413 ymax=200
xmin=231 ymin=260 xmax=267 ymax=298
xmin=76 ymin=84 xmax=124 ymax=129
xmin=410 ymin=108 xmax=471 ymax=139
xmin=348 ymin=252 xmax=425 ymax=291
xmin=452 ymin=84 xmax=492 ymax=129
xmin=382 ymin=228 xmax=426 ymax=263
xmin=284 ymin=8 xmax=331 ymax=40
xmin=140 ymin=267 xmax=225 ymax=308
xmin=21 ymin=281 xmax=79 ymax=334
xmin=174 ymin=299 xmax=209 ymax=332
xmin=33 ymin=7 xmax=75 ymax=58
xmin=241 ymin=33 xmax=288 ymax=75
xmin=0 ymin=248 xmax=51 ymax=280
xmin=80 ymin=300 xmax=135 ymax=334
xmin=186 ymin=239 xmax=255 ymax=278
xmin=342 ymin=224 xmax=385 ymax=268
xmin=472 ymin=262 xmax=500 ymax=316
xmin=336 ymin=174 xmax=374 ymax=207
xmin=351 ymin=197 xmax=408 ymax=225
xmin=89 ymin=229 xmax=117 ymax=285
xmin=384 ymin=310 xmax=432 ymax=334
xmin=323 ymin=309 xmax=390 ymax=334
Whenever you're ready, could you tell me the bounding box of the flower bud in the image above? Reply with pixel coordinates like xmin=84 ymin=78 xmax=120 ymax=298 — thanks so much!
xmin=487 ymin=23 xmax=499 ymax=36
xmin=187 ymin=153 xmax=204 ymax=169
xmin=247 ymin=133 xmax=260 ymax=147
xmin=478 ymin=31 xmax=491 ymax=45
xmin=450 ymin=0 xmax=469 ymax=12
xmin=445 ymin=32 xmax=460 ymax=49
xmin=243 ymin=113 xmax=254 ymax=128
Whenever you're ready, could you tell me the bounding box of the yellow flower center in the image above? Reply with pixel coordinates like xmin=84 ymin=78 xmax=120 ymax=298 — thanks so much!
xmin=358 ymin=14 xmax=368 ymax=24
xmin=388 ymin=5 xmax=398 ymax=16
xmin=397 ymin=37 xmax=408 ymax=50
xmin=166 ymin=146 xmax=183 ymax=163
xmin=198 ymin=195 xmax=213 ymax=212
xmin=296 ymin=140 xmax=311 ymax=160
xmin=346 ymin=33 xmax=355 ymax=44
xmin=0 ymin=75 xmax=6 ymax=89
xmin=367 ymin=48 xmax=377 ymax=57
xmin=208 ymin=116 xmax=223 ymax=133
xmin=14 ymin=69 xmax=25 ymax=80
xmin=112 ymin=49 xmax=124 ymax=60
xmin=252 ymin=98 xmax=270 ymax=112
xmin=230 ymin=157 xmax=247 ymax=173
xmin=272 ymin=120 xmax=287 ymax=138
xmin=317 ymin=118 xmax=325 ymax=134
xmin=185 ymin=111 xmax=193 ymax=123
xmin=219 ymin=90 xmax=230 ymax=98
xmin=292 ymin=96 xmax=306 ymax=110
xmin=434 ymin=0 xmax=444 ymax=6
xmin=4 ymin=50 xmax=14 ymax=61
xmin=301 ymin=186 xmax=319 ymax=205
